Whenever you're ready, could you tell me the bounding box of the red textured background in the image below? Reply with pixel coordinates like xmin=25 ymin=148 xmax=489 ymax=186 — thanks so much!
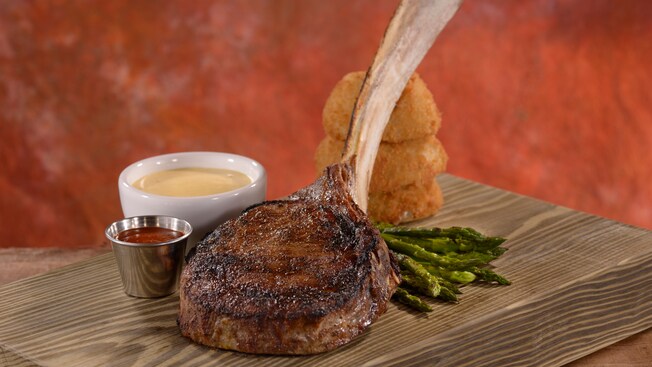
xmin=1 ymin=0 xmax=651 ymax=248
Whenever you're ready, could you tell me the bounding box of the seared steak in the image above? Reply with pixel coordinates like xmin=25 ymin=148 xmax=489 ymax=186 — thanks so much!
xmin=177 ymin=0 xmax=461 ymax=355
xmin=178 ymin=164 xmax=400 ymax=354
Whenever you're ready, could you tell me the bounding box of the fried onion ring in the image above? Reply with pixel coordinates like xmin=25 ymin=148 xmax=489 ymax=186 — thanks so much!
xmin=368 ymin=178 xmax=444 ymax=224
xmin=322 ymin=71 xmax=442 ymax=143
xmin=315 ymin=134 xmax=447 ymax=193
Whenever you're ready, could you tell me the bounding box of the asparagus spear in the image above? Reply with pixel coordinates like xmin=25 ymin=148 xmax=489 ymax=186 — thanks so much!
xmin=394 ymin=253 xmax=464 ymax=302
xmin=385 ymin=236 xmax=482 ymax=269
xmin=392 ymin=287 xmax=433 ymax=312
xmin=382 ymin=233 xmax=459 ymax=253
xmin=444 ymin=250 xmax=501 ymax=264
xmin=401 ymin=273 xmax=459 ymax=302
xmin=438 ymin=284 xmax=459 ymax=302
xmin=380 ymin=225 xmax=507 ymax=254
xmin=470 ymin=267 xmax=512 ymax=285
xmin=418 ymin=262 xmax=476 ymax=285
xmin=394 ymin=253 xmax=441 ymax=297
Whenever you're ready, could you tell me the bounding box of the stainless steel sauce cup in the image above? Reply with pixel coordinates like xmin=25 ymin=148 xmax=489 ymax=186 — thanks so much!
xmin=105 ymin=216 xmax=192 ymax=298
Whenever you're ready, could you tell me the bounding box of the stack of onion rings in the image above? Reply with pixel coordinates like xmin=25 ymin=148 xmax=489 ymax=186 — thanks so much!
xmin=315 ymin=71 xmax=448 ymax=223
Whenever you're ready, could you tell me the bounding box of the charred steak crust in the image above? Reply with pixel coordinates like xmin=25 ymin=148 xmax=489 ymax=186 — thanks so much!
xmin=178 ymin=164 xmax=400 ymax=355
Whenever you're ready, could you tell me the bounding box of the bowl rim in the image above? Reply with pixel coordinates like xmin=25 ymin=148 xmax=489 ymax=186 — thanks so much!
xmin=118 ymin=151 xmax=267 ymax=202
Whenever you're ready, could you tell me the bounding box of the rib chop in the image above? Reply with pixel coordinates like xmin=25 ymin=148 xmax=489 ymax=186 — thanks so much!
xmin=178 ymin=0 xmax=462 ymax=355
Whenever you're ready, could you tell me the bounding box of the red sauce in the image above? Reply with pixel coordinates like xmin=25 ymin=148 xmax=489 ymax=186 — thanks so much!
xmin=116 ymin=227 xmax=184 ymax=244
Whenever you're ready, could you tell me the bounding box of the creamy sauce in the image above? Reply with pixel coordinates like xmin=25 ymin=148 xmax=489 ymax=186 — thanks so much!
xmin=132 ymin=167 xmax=251 ymax=197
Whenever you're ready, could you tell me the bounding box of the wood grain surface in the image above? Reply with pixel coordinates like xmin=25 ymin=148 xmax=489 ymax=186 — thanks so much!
xmin=1 ymin=175 xmax=651 ymax=367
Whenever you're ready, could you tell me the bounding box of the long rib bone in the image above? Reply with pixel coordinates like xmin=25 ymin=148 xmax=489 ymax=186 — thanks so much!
xmin=341 ymin=0 xmax=463 ymax=212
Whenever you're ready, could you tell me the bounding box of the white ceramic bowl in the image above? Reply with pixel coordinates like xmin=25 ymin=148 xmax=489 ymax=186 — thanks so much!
xmin=118 ymin=152 xmax=266 ymax=248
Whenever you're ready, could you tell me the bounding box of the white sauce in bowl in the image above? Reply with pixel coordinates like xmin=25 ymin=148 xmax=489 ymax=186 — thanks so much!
xmin=132 ymin=167 xmax=252 ymax=197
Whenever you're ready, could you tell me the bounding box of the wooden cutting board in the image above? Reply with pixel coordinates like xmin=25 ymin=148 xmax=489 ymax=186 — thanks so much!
xmin=1 ymin=174 xmax=651 ymax=367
